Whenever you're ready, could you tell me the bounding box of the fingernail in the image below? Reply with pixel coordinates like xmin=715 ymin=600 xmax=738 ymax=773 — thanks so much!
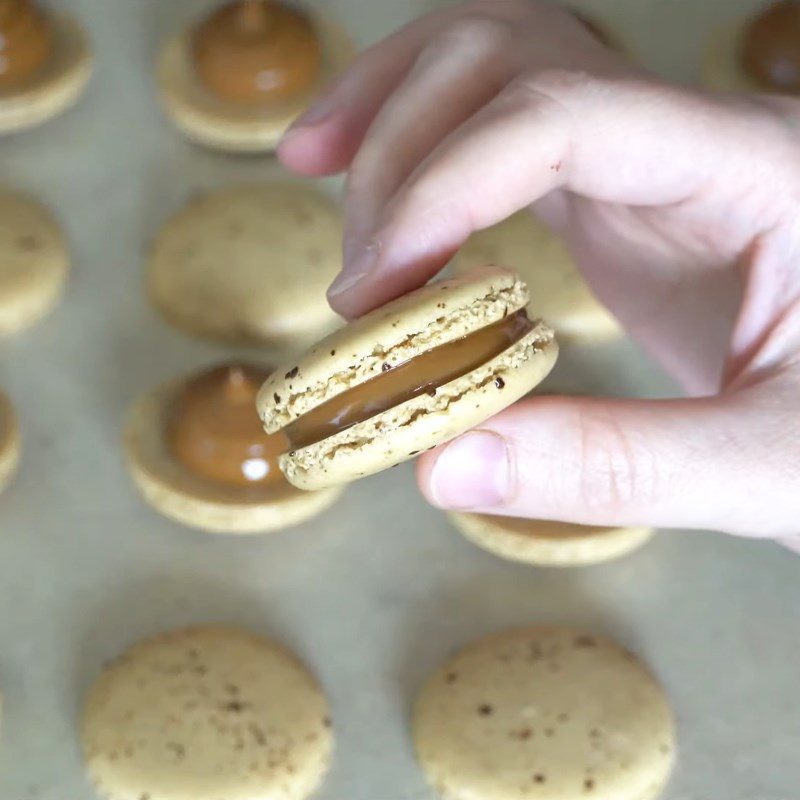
xmin=327 ymin=240 xmax=381 ymax=299
xmin=288 ymin=92 xmax=338 ymax=132
xmin=327 ymin=264 xmax=370 ymax=298
xmin=430 ymin=431 xmax=511 ymax=510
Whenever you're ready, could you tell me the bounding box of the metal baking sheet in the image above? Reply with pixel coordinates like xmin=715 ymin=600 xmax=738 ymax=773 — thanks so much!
xmin=1 ymin=1 xmax=798 ymax=798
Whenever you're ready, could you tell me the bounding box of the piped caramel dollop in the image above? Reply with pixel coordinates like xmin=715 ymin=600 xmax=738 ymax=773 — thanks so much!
xmin=0 ymin=0 xmax=53 ymax=89
xmin=192 ymin=0 xmax=322 ymax=106
xmin=168 ymin=363 xmax=287 ymax=487
xmin=741 ymin=0 xmax=800 ymax=93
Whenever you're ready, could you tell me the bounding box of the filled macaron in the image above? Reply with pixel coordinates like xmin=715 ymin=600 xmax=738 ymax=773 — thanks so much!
xmin=257 ymin=267 xmax=558 ymax=491
xmin=156 ymin=0 xmax=353 ymax=152
xmin=124 ymin=361 xmax=343 ymax=533
xmin=703 ymin=1 xmax=800 ymax=94
xmin=0 ymin=0 xmax=93 ymax=134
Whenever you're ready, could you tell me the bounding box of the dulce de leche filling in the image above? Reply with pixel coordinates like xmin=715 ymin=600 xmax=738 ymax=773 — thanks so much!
xmin=741 ymin=0 xmax=800 ymax=93
xmin=168 ymin=363 xmax=289 ymax=489
xmin=284 ymin=309 xmax=534 ymax=451
xmin=0 ymin=0 xmax=53 ymax=89
xmin=192 ymin=0 xmax=323 ymax=106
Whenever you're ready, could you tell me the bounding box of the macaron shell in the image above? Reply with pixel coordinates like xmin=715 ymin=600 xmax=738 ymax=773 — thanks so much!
xmin=259 ymin=266 xmax=530 ymax=433
xmin=450 ymin=212 xmax=621 ymax=344
xmin=0 ymin=391 xmax=20 ymax=493
xmin=0 ymin=14 xmax=93 ymax=134
xmin=124 ymin=379 xmax=342 ymax=534
xmin=157 ymin=15 xmax=353 ymax=153
xmin=702 ymin=20 xmax=762 ymax=93
xmin=147 ymin=183 xmax=342 ymax=349
xmin=279 ymin=327 xmax=557 ymax=491
xmin=449 ymin=512 xmax=654 ymax=567
xmin=0 ymin=191 xmax=69 ymax=334
xmin=414 ymin=626 xmax=675 ymax=800
xmin=82 ymin=626 xmax=332 ymax=800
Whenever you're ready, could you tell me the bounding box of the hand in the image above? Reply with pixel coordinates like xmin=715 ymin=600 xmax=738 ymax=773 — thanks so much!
xmin=279 ymin=0 xmax=800 ymax=544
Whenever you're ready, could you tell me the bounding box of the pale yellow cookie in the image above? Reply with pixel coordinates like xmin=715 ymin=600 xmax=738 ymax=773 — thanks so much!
xmin=414 ymin=626 xmax=675 ymax=800
xmin=157 ymin=11 xmax=352 ymax=153
xmin=0 ymin=190 xmax=68 ymax=334
xmin=82 ymin=626 xmax=332 ymax=800
xmin=451 ymin=211 xmax=621 ymax=344
xmin=449 ymin=513 xmax=654 ymax=567
xmin=0 ymin=13 xmax=93 ymax=135
xmin=147 ymin=183 xmax=342 ymax=350
xmin=0 ymin=391 xmax=20 ymax=493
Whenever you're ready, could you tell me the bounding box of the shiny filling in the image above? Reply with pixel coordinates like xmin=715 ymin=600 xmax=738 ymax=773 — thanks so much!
xmin=168 ymin=363 xmax=289 ymax=489
xmin=284 ymin=309 xmax=534 ymax=450
xmin=192 ymin=0 xmax=323 ymax=106
xmin=0 ymin=0 xmax=53 ymax=89
xmin=741 ymin=0 xmax=800 ymax=93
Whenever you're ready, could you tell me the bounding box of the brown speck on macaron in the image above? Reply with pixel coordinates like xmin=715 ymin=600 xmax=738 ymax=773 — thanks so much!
xmin=273 ymin=393 xmax=281 ymax=403
xmin=285 ymin=366 xmax=299 ymax=379
xmin=382 ymin=362 xmax=392 ymax=372
xmin=330 ymin=350 xmax=336 ymax=356
xmin=575 ymin=636 xmax=597 ymax=648
xmin=533 ymin=773 xmax=547 ymax=784
xmin=584 ymin=778 xmax=596 ymax=791
xmin=478 ymin=704 xmax=493 ymax=716
xmin=494 ymin=377 xmax=505 ymax=389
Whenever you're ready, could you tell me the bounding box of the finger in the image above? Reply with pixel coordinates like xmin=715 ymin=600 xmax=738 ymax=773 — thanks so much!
xmin=415 ymin=392 xmax=796 ymax=538
xmin=277 ymin=11 xmax=450 ymax=176
xmin=329 ymin=74 xmax=796 ymax=317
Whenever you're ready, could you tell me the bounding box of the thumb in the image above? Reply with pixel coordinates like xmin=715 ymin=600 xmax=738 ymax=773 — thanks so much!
xmin=416 ymin=393 xmax=793 ymax=538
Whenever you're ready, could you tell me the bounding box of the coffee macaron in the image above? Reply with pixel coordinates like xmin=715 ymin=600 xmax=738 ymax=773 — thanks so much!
xmin=156 ymin=0 xmax=353 ymax=152
xmin=0 ymin=0 xmax=93 ymax=134
xmin=451 ymin=212 xmax=621 ymax=345
xmin=147 ymin=182 xmax=343 ymax=350
xmin=82 ymin=626 xmax=332 ymax=800
xmin=0 ymin=391 xmax=20 ymax=493
xmin=449 ymin=513 xmax=654 ymax=567
xmin=0 ymin=190 xmax=69 ymax=334
xmin=257 ymin=266 xmax=558 ymax=491
xmin=124 ymin=362 xmax=342 ymax=534
xmin=703 ymin=1 xmax=800 ymax=94
xmin=414 ymin=626 xmax=675 ymax=800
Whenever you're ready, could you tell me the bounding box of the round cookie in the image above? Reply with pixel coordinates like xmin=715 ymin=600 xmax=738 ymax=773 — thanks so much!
xmin=258 ymin=266 xmax=558 ymax=491
xmin=0 ymin=391 xmax=21 ymax=493
xmin=449 ymin=512 xmax=653 ymax=567
xmin=0 ymin=7 xmax=93 ymax=135
xmin=156 ymin=3 xmax=353 ymax=153
xmin=451 ymin=212 xmax=621 ymax=345
xmin=124 ymin=364 xmax=343 ymax=534
xmin=0 ymin=190 xmax=69 ymax=334
xmin=147 ymin=183 xmax=343 ymax=350
xmin=82 ymin=626 xmax=332 ymax=800
xmin=414 ymin=627 xmax=675 ymax=800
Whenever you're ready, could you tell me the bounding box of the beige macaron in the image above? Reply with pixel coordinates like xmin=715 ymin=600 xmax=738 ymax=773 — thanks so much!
xmin=451 ymin=211 xmax=620 ymax=345
xmin=0 ymin=391 xmax=20 ymax=493
xmin=147 ymin=183 xmax=343 ymax=350
xmin=124 ymin=364 xmax=342 ymax=534
xmin=449 ymin=513 xmax=654 ymax=567
xmin=258 ymin=266 xmax=558 ymax=491
xmin=156 ymin=4 xmax=353 ymax=153
xmin=0 ymin=10 xmax=93 ymax=135
xmin=414 ymin=626 xmax=675 ymax=800
xmin=82 ymin=626 xmax=332 ymax=800
xmin=0 ymin=190 xmax=69 ymax=334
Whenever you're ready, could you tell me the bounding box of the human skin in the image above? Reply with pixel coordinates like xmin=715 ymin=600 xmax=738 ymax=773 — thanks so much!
xmin=278 ymin=1 xmax=800 ymax=548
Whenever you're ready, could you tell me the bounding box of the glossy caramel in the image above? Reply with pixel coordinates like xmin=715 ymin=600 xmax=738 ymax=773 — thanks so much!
xmin=0 ymin=0 xmax=53 ymax=89
xmin=741 ymin=1 xmax=800 ymax=93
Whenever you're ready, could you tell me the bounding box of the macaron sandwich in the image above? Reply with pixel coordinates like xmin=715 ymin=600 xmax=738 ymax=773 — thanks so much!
xmin=257 ymin=266 xmax=558 ymax=490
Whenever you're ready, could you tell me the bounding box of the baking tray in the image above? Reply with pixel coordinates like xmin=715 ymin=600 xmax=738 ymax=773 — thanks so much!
xmin=0 ymin=1 xmax=798 ymax=798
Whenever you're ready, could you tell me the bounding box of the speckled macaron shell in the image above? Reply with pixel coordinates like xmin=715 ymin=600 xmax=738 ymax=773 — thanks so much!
xmin=449 ymin=512 xmax=654 ymax=567
xmin=147 ymin=183 xmax=343 ymax=349
xmin=0 ymin=14 xmax=93 ymax=134
xmin=414 ymin=626 xmax=676 ymax=800
xmin=702 ymin=19 xmax=763 ymax=93
xmin=157 ymin=13 xmax=353 ymax=153
xmin=451 ymin=212 xmax=621 ymax=344
xmin=0 ymin=391 xmax=20 ymax=493
xmin=82 ymin=626 xmax=332 ymax=800
xmin=0 ymin=190 xmax=69 ymax=334
xmin=258 ymin=267 xmax=557 ymax=491
xmin=124 ymin=377 xmax=342 ymax=534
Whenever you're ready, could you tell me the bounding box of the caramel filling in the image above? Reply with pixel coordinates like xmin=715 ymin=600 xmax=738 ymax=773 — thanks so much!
xmin=192 ymin=0 xmax=323 ymax=106
xmin=0 ymin=0 xmax=53 ymax=89
xmin=169 ymin=363 xmax=290 ymax=489
xmin=741 ymin=0 xmax=800 ymax=93
xmin=284 ymin=310 xmax=534 ymax=451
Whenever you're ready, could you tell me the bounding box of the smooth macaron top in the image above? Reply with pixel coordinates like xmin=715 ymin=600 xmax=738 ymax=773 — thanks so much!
xmin=258 ymin=266 xmax=533 ymax=433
